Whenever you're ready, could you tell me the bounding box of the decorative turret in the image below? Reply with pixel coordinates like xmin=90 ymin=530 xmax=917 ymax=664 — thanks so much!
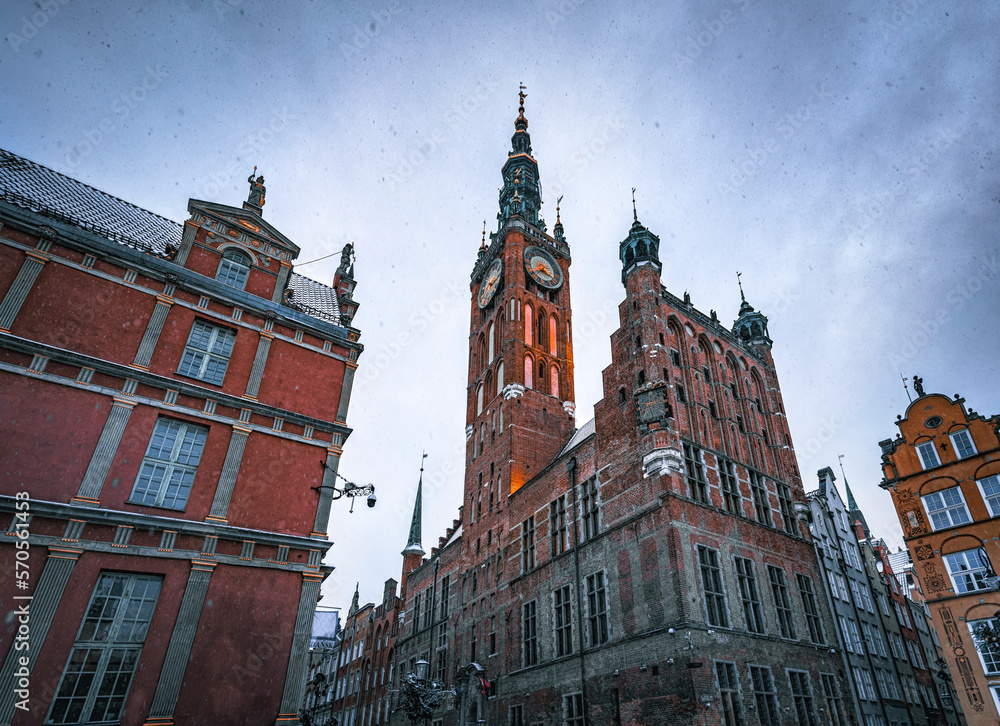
xmin=498 ymin=85 xmax=542 ymax=227
xmin=732 ymin=272 xmax=772 ymax=349
xmin=618 ymin=189 xmax=661 ymax=284
xmin=553 ymin=196 xmax=565 ymax=243
xmin=348 ymin=582 xmax=360 ymax=617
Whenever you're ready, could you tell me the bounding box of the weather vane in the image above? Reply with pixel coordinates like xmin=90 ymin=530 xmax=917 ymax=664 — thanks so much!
xmin=900 ymin=373 xmax=912 ymax=403
xmin=737 ymin=271 xmax=746 ymax=302
xmin=631 ymin=187 xmax=637 ymax=221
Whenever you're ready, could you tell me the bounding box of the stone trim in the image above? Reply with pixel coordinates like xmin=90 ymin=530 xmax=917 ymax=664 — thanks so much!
xmin=244 ymin=332 xmax=273 ymax=399
xmin=275 ymin=572 xmax=325 ymax=718
xmin=73 ymin=398 xmax=136 ymax=505
xmin=311 ymin=447 xmax=342 ymax=538
xmin=206 ymin=427 xmax=251 ymax=522
xmin=0 ymin=254 xmax=45 ymax=331
xmin=132 ymin=297 xmax=174 ymax=369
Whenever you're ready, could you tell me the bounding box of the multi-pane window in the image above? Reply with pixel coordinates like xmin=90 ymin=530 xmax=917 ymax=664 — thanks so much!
xmin=423 ymin=587 xmax=433 ymax=628
xmin=563 ymin=692 xmax=584 ymax=726
xmin=840 ymin=616 xmax=862 ymax=654
xmin=950 ymin=429 xmax=976 ymax=459
xmin=176 ymin=319 xmax=237 ymax=385
xmin=554 ymin=585 xmax=574 ymax=657
xmin=776 ymin=482 xmax=796 ymax=532
xmin=827 ymin=571 xmax=849 ymax=601
xmin=48 ymin=573 xmax=162 ymax=725
xmin=916 ymin=440 xmax=940 ymax=469
xmin=550 ymin=495 xmax=568 ymax=556
xmin=439 ymin=575 xmax=450 ymax=618
xmin=768 ymin=566 xmax=796 ymax=639
xmin=129 ymin=418 xmax=208 ymax=509
xmin=922 ymin=487 xmax=971 ymax=530
xmin=841 ymin=541 xmax=863 ymax=571
xmin=853 ymin=667 xmax=877 ymax=701
xmin=893 ymin=600 xmax=912 ymax=629
xmin=216 ymin=248 xmax=252 ymax=289
xmin=586 ymin=572 xmax=609 ymax=647
xmin=720 ymin=459 xmax=741 ymax=515
xmin=521 ymin=517 xmax=536 ymax=572
xmin=969 ymin=618 xmax=1000 ymax=674
xmin=906 ymin=639 xmax=925 ymax=669
xmin=470 ymin=623 xmax=477 ymax=662
xmin=522 ymin=601 xmax=538 ymax=667
xmin=874 ymin=668 xmax=900 ymax=700
xmin=510 ymin=705 xmax=524 ymax=726
xmin=862 ymin=623 xmax=887 ymax=658
xmin=888 ymin=631 xmax=906 ymax=661
xmin=412 ymin=592 xmax=421 ymax=635
xmin=580 ymin=476 xmax=600 ymax=540
xmin=978 ymin=474 xmax=1000 ymax=518
xmin=787 ymin=670 xmax=816 ymax=726
xmin=944 ymin=549 xmax=992 ymax=593
xmin=490 ymin=616 xmax=497 ymax=655
xmin=716 ymin=661 xmax=744 ymax=726
xmin=850 ymin=580 xmax=874 ymax=613
xmin=684 ymin=443 xmax=709 ymax=503
xmin=820 ymin=673 xmax=847 ymax=726
xmin=735 ymin=557 xmax=765 ymax=634
xmin=796 ymin=574 xmax=824 ymax=644
xmin=698 ymin=546 xmax=730 ymax=628
xmin=749 ymin=665 xmax=780 ymax=726
xmin=750 ymin=470 xmax=770 ymax=524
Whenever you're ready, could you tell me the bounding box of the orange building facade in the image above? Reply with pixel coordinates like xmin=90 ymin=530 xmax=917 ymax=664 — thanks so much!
xmin=879 ymin=382 xmax=1000 ymax=724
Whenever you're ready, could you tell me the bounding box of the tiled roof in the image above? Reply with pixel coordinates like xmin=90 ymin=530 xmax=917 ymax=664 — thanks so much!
xmin=0 ymin=147 xmax=341 ymax=326
xmin=559 ymin=417 xmax=596 ymax=457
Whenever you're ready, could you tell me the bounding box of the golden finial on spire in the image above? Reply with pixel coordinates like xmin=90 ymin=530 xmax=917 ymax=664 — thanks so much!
xmin=519 ymin=83 xmax=527 ymax=114
xmin=480 ymin=220 xmax=487 ymax=249
xmin=556 ymin=195 xmax=563 ymax=223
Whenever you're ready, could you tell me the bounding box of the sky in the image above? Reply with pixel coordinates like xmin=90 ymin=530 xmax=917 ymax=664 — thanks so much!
xmin=2 ymin=0 xmax=998 ymax=612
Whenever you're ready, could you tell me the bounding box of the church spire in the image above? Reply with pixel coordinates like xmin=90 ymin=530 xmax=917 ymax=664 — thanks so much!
xmin=732 ymin=274 xmax=772 ymax=349
xmin=498 ymin=85 xmax=542 ymax=228
xmin=401 ymin=454 xmax=427 ymax=557
xmin=348 ymin=582 xmax=360 ymax=616
xmin=619 ymin=188 xmax=661 ymax=285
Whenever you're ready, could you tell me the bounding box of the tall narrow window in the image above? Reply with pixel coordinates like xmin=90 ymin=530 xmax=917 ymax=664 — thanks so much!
xmin=550 ymin=495 xmax=568 ymax=556
xmin=820 ymin=673 xmax=847 ymax=726
xmin=497 ymin=362 xmax=504 ymax=396
xmin=787 ymin=670 xmax=817 ymax=726
xmin=551 ymin=366 xmax=560 ymax=399
xmin=510 ymin=705 xmax=524 ymax=726
xmin=749 ymin=471 xmax=770 ymax=524
xmin=720 ymin=459 xmax=741 ymax=515
xmin=48 ymin=573 xmax=162 ymax=725
xmin=916 ymin=440 xmax=940 ymax=469
xmin=553 ymin=585 xmax=573 ymax=657
xmin=749 ymin=665 xmax=780 ymax=726
xmin=734 ymin=557 xmax=765 ymax=634
xmin=698 ymin=546 xmax=729 ymax=628
xmin=524 ymin=356 xmax=533 ymax=389
xmin=521 ymin=517 xmax=535 ymax=572
xmin=776 ymin=483 xmax=796 ymax=532
xmin=768 ymin=567 xmax=796 ymax=639
xmin=477 ymin=384 xmax=484 ymax=415
xmin=524 ymin=304 xmax=533 ymax=346
xmin=563 ymin=693 xmax=584 ymax=726
xmin=977 ymin=474 xmax=1000 ymax=517
xmin=581 ymin=477 xmax=600 ymax=541
xmin=537 ymin=312 xmax=546 ymax=352
xmin=796 ymin=574 xmax=824 ymax=644
xmin=216 ymin=248 xmax=251 ymax=289
xmin=586 ymin=572 xmax=609 ymax=647
xmin=177 ymin=320 xmax=237 ymax=385
xmin=488 ymin=322 xmax=495 ymax=362
xmin=715 ymin=661 xmax=744 ymax=726
xmin=522 ymin=601 xmax=538 ymax=667
xmin=538 ymin=362 xmax=547 ymax=394
xmin=684 ymin=443 xmax=709 ymax=504
xmin=129 ymin=418 xmax=209 ymax=510
xmin=549 ymin=315 xmax=557 ymax=356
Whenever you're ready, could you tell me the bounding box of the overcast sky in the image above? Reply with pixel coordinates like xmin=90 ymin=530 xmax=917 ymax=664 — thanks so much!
xmin=2 ymin=1 xmax=998 ymax=612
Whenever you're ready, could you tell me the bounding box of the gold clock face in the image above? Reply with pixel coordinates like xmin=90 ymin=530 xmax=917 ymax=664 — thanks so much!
xmin=478 ymin=258 xmax=503 ymax=308
xmin=523 ymin=246 xmax=563 ymax=290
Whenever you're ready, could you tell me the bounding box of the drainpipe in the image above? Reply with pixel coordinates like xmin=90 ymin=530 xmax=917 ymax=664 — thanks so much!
xmin=568 ymin=457 xmax=588 ymax=724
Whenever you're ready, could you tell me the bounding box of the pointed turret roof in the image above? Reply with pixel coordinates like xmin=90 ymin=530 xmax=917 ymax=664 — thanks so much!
xmin=348 ymin=582 xmax=360 ymax=616
xmin=733 ymin=273 xmax=772 ymax=349
xmin=497 ymin=85 xmax=542 ymax=228
xmin=402 ymin=458 xmax=426 ymax=557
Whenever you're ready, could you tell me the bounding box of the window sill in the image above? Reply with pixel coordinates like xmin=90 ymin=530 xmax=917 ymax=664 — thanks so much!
xmin=125 ymin=499 xmax=188 ymax=513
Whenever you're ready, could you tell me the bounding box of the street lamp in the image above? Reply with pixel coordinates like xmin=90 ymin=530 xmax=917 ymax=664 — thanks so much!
xmin=415 ymin=659 xmax=429 ymax=681
xmin=313 ymin=464 xmax=377 ymax=511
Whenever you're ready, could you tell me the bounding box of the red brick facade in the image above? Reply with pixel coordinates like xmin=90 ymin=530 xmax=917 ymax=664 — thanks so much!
xmin=0 ymin=152 xmax=362 ymax=725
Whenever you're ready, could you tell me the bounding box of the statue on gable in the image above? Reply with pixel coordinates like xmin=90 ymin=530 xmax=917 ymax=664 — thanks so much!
xmin=247 ymin=167 xmax=266 ymax=209
xmin=337 ymin=243 xmax=355 ymax=278
xmin=913 ymin=375 xmax=924 ymax=397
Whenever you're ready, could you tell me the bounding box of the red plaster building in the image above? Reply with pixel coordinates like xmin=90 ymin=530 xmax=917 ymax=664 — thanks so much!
xmin=879 ymin=381 xmax=1000 ymax=723
xmin=0 ymin=150 xmax=363 ymax=725
xmin=390 ymin=95 xmax=852 ymax=725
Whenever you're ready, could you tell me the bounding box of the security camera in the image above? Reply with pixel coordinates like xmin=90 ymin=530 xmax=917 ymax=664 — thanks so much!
xmin=367 ymin=493 xmax=377 ymax=509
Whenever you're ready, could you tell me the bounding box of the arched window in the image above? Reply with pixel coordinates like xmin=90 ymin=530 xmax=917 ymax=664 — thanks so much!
xmin=485 ymin=372 xmax=493 ymax=401
xmin=549 ymin=315 xmax=558 ymax=355
xmin=537 ymin=310 xmax=547 ymax=351
xmin=524 ymin=355 xmax=533 ymax=389
xmin=551 ymin=366 xmax=559 ymax=398
xmin=479 ymin=336 xmax=486 ymax=372
xmin=538 ymin=362 xmax=547 ymax=394
xmin=524 ymin=304 xmax=533 ymax=346
xmin=216 ymin=249 xmax=251 ymax=290
xmin=497 ymin=361 xmax=504 ymax=395
xmin=477 ymin=384 xmax=483 ymax=415
xmin=488 ymin=322 xmax=495 ymax=362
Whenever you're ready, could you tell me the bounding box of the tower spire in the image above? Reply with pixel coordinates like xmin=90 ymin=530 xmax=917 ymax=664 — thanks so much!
xmin=402 ymin=453 xmax=427 ymax=557
xmin=498 ymin=85 xmax=541 ymax=227
xmin=737 ymin=271 xmax=746 ymax=303
xmin=733 ymin=273 xmax=772 ymax=348
xmin=631 ymin=187 xmax=638 ymax=222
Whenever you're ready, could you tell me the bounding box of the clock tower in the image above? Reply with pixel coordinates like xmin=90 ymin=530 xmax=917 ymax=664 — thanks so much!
xmin=464 ymin=89 xmax=577 ymax=552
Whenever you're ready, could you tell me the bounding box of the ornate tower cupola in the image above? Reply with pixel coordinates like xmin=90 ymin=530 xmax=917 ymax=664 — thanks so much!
xmin=732 ymin=273 xmax=772 ymax=349
xmin=498 ymin=85 xmax=542 ymax=228
xmin=619 ymin=190 xmax=661 ymax=284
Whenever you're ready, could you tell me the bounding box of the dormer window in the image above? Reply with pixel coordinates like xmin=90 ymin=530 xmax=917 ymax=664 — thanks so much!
xmin=216 ymin=249 xmax=251 ymax=290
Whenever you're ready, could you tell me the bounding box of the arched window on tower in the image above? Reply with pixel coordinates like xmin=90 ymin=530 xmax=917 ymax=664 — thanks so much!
xmin=479 ymin=336 xmax=486 ymax=373
xmin=488 ymin=322 xmax=495 ymax=362
xmin=551 ymin=366 xmax=559 ymax=399
xmin=524 ymin=355 xmax=533 ymax=389
xmin=477 ymin=384 xmax=483 ymax=415
xmin=524 ymin=304 xmax=533 ymax=347
xmin=485 ymin=371 xmax=493 ymax=403
xmin=538 ymin=361 xmax=547 ymax=394
xmin=549 ymin=315 xmax=557 ymax=356
xmin=537 ymin=310 xmax=547 ymax=352
xmin=216 ymin=249 xmax=252 ymax=290
xmin=497 ymin=361 xmax=504 ymax=396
